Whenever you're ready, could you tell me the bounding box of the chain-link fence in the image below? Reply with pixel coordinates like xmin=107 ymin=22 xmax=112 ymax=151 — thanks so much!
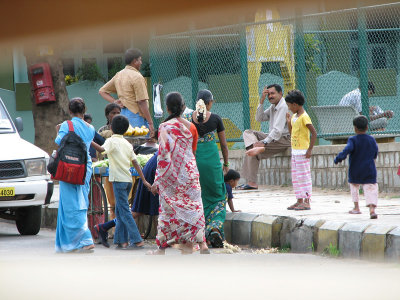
xmin=150 ymin=3 xmax=400 ymax=146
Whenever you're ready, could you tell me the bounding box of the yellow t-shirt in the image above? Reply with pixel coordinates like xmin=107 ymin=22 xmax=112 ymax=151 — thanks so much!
xmin=291 ymin=112 xmax=312 ymax=150
xmin=102 ymin=134 xmax=137 ymax=182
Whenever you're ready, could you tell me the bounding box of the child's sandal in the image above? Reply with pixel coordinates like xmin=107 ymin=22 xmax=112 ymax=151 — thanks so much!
xmin=294 ymin=203 xmax=311 ymax=211
xmin=287 ymin=203 xmax=299 ymax=210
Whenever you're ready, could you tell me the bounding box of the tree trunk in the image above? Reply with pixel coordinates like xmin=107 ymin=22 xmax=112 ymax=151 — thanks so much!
xmin=25 ymin=48 xmax=70 ymax=155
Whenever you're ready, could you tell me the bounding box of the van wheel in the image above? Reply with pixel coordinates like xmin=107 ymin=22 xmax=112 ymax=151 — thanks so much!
xmin=16 ymin=206 xmax=42 ymax=235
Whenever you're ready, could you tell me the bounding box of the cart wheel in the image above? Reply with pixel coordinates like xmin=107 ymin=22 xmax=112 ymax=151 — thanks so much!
xmin=88 ymin=179 xmax=108 ymax=241
xmin=91 ymin=180 xmax=109 ymax=223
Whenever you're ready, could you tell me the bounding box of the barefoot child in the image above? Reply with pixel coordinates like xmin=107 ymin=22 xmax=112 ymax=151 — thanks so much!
xmin=334 ymin=115 xmax=379 ymax=219
xmin=285 ymin=90 xmax=317 ymax=210
xmin=224 ymin=169 xmax=241 ymax=213
xmin=246 ymin=90 xmax=317 ymax=210
xmin=92 ymin=115 xmax=152 ymax=249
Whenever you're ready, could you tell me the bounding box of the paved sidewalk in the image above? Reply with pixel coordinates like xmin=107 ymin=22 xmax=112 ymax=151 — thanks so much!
xmin=232 ymin=185 xmax=400 ymax=225
xmin=44 ymin=184 xmax=400 ymax=261
xmin=222 ymin=185 xmax=400 ymax=261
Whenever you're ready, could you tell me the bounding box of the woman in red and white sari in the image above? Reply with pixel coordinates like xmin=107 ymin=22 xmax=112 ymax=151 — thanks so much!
xmin=150 ymin=92 xmax=209 ymax=255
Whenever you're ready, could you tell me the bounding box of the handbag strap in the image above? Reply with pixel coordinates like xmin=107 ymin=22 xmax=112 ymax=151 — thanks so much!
xmin=67 ymin=120 xmax=74 ymax=132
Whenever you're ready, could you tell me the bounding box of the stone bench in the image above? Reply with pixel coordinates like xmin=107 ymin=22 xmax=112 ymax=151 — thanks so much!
xmin=311 ymin=105 xmax=398 ymax=144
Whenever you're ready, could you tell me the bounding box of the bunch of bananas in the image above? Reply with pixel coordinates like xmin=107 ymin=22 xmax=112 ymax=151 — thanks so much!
xmin=124 ymin=125 xmax=150 ymax=136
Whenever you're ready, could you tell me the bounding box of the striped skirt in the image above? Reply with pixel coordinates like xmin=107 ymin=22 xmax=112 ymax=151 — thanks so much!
xmin=291 ymin=154 xmax=312 ymax=200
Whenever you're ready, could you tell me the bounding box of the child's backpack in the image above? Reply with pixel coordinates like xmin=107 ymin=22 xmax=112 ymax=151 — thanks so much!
xmin=47 ymin=120 xmax=88 ymax=185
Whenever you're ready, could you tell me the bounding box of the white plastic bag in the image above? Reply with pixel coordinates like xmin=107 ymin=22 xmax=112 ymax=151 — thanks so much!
xmin=153 ymin=83 xmax=163 ymax=118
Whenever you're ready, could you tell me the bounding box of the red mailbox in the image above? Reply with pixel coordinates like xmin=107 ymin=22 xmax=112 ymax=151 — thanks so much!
xmin=29 ymin=63 xmax=56 ymax=105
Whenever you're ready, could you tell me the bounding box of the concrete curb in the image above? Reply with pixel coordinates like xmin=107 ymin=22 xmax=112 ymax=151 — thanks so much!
xmin=317 ymin=220 xmax=346 ymax=253
xmin=224 ymin=212 xmax=400 ymax=261
xmin=362 ymin=225 xmax=396 ymax=261
xmin=339 ymin=223 xmax=371 ymax=258
xmin=41 ymin=205 xmax=400 ymax=261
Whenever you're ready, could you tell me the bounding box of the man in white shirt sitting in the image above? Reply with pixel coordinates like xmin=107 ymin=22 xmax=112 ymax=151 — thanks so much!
xmin=239 ymin=84 xmax=291 ymax=190
xmin=339 ymin=81 xmax=393 ymax=131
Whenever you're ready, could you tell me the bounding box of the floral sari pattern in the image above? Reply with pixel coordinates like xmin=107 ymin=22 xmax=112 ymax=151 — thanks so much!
xmin=153 ymin=119 xmax=206 ymax=248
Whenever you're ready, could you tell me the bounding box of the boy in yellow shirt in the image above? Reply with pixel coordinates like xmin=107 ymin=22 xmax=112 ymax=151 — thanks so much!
xmin=92 ymin=115 xmax=151 ymax=249
xmin=285 ymin=90 xmax=317 ymax=210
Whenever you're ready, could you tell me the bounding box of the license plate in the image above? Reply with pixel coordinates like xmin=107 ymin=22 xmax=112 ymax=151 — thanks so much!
xmin=0 ymin=187 xmax=15 ymax=197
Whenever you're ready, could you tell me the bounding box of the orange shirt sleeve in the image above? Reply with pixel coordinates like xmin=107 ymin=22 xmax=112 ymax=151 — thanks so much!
xmin=190 ymin=123 xmax=198 ymax=154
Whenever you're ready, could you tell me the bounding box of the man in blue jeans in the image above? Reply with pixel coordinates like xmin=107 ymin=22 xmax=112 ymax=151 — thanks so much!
xmin=99 ymin=48 xmax=154 ymax=137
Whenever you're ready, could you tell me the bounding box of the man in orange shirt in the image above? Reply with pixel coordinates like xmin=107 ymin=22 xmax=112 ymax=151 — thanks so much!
xmin=99 ymin=48 xmax=154 ymax=136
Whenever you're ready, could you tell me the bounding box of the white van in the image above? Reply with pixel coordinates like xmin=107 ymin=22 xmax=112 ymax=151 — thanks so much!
xmin=0 ymin=97 xmax=53 ymax=235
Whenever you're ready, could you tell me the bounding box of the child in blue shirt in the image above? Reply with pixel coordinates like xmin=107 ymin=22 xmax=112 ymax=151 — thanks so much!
xmin=224 ymin=169 xmax=241 ymax=212
xmin=334 ymin=115 xmax=378 ymax=219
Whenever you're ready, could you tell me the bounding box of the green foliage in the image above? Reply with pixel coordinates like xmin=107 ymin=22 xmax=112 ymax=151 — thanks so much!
xmin=108 ymin=58 xmax=124 ymax=80
xmin=323 ymin=243 xmax=341 ymax=257
xmin=76 ymin=62 xmax=106 ymax=83
xmin=295 ymin=34 xmax=322 ymax=74
xmin=308 ymin=242 xmax=315 ymax=252
xmin=279 ymin=244 xmax=291 ymax=253
xmin=140 ymin=62 xmax=151 ymax=77
xmin=304 ymin=34 xmax=322 ymax=74
xmin=64 ymin=75 xmax=78 ymax=86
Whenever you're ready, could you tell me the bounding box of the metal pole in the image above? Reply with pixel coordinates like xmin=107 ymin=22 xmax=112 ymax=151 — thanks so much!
xmin=189 ymin=30 xmax=199 ymax=109
xmin=149 ymin=34 xmax=160 ymax=128
xmin=295 ymin=9 xmax=307 ymax=109
xmin=239 ymin=24 xmax=251 ymax=130
xmin=358 ymin=6 xmax=369 ymax=120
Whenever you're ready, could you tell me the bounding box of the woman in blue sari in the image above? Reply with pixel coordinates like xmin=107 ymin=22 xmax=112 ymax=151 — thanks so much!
xmin=55 ymin=97 xmax=95 ymax=253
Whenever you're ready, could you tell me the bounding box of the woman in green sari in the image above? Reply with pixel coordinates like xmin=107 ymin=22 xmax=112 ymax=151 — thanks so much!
xmin=190 ymin=90 xmax=229 ymax=248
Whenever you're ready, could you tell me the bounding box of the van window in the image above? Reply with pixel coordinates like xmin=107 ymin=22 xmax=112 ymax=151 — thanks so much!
xmin=0 ymin=101 xmax=15 ymax=133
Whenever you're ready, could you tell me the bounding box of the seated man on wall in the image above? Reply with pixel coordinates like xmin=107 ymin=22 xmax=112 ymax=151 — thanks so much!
xmin=238 ymin=84 xmax=291 ymax=190
xmin=339 ymin=81 xmax=394 ymax=131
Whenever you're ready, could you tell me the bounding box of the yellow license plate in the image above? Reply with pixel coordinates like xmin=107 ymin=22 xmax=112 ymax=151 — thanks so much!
xmin=0 ymin=187 xmax=15 ymax=197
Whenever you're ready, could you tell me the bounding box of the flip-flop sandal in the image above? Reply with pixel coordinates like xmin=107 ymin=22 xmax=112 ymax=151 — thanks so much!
xmin=294 ymin=203 xmax=311 ymax=211
xmin=370 ymin=213 xmax=378 ymax=219
xmin=125 ymin=244 xmax=144 ymax=250
xmin=287 ymin=203 xmax=299 ymax=210
xmin=74 ymin=246 xmax=95 ymax=253
xmin=237 ymin=184 xmax=258 ymax=190
xmin=236 ymin=184 xmax=246 ymax=190
xmin=209 ymin=231 xmax=224 ymax=248
xmin=349 ymin=210 xmax=362 ymax=214
xmin=146 ymin=249 xmax=166 ymax=255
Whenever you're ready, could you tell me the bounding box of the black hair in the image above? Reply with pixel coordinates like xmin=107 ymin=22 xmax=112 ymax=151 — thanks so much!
xmin=224 ymin=169 xmax=241 ymax=182
xmin=358 ymin=81 xmax=375 ymax=94
xmin=368 ymin=81 xmax=375 ymax=94
xmin=266 ymin=84 xmax=283 ymax=94
xmin=105 ymin=103 xmax=121 ymax=124
xmin=111 ymin=115 xmax=130 ymax=135
xmin=124 ymin=48 xmax=143 ymax=65
xmin=196 ymin=89 xmax=214 ymax=123
xmin=152 ymin=129 xmax=159 ymax=141
xmin=83 ymin=114 xmax=92 ymax=122
xmin=69 ymin=97 xmax=86 ymax=114
xmin=285 ymin=89 xmax=305 ymax=106
xmin=353 ymin=115 xmax=368 ymax=131
xmin=163 ymin=92 xmax=184 ymax=123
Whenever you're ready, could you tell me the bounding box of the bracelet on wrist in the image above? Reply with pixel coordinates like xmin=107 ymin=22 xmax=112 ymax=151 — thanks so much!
xmin=223 ymin=162 xmax=230 ymax=167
